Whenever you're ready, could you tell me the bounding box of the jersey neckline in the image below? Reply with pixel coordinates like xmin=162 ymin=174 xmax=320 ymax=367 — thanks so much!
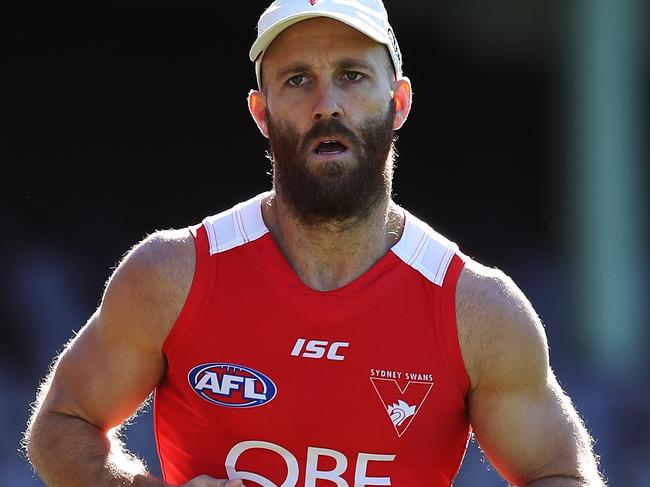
xmin=200 ymin=191 xmax=460 ymax=323
xmin=245 ymin=191 xmax=420 ymax=294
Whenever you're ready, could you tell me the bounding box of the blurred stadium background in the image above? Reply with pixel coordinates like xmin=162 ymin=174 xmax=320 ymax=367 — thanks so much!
xmin=2 ymin=0 xmax=648 ymax=485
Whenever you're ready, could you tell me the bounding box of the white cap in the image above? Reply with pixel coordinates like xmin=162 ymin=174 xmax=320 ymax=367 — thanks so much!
xmin=249 ymin=0 xmax=402 ymax=88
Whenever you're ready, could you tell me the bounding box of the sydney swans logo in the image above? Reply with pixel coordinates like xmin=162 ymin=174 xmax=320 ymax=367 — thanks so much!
xmin=370 ymin=373 xmax=433 ymax=437
xmin=387 ymin=399 xmax=417 ymax=427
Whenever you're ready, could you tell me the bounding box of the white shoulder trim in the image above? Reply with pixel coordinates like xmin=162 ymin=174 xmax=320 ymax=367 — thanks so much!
xmin=202 ymin=193 xmax=270 ymax=255
xmin=391 ymin=209 xmax=460 ymax=287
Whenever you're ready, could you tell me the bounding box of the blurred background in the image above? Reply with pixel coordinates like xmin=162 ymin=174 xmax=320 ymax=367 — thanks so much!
xmin=2 ymin=0 xmax=648 ymax=485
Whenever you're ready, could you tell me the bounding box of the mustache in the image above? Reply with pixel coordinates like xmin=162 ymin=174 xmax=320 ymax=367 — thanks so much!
xmin=302 ymin=118 xmax=362 ymax=149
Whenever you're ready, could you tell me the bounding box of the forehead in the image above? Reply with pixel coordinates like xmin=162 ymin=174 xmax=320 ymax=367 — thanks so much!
xmin=262 ymin=17 xmax=388 ymax=73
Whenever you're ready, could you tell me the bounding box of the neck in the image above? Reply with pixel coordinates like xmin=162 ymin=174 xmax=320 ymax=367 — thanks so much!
xmin=261 ymin=191 xmax=404 ymax=291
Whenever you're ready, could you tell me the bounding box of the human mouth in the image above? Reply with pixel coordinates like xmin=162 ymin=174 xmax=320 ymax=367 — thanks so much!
xmin=313 ymin=138 xmax=349 ymax=155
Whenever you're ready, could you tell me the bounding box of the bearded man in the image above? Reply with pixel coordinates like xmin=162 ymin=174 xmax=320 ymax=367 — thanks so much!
xmin=25 ymin=1 xmax=606 ymax=486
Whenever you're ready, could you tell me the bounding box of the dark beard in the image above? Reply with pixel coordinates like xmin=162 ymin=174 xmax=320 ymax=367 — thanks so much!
xmin=266 ymin=102 xmax=396 ymax=228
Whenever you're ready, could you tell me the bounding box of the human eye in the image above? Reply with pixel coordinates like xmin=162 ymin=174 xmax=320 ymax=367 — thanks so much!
xmin=287 ymin=74 xmax=308 ymax=87
xmin=342 ymin=71 xmax=364 ymax=82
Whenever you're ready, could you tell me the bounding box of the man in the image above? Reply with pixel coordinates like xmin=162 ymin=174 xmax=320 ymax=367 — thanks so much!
xmin=24 ymin=1 xmax=606 ymax=486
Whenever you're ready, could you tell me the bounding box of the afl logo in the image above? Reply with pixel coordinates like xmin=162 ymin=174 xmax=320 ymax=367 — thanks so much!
xmin=188 ymin=363 xmax=277 ymax=408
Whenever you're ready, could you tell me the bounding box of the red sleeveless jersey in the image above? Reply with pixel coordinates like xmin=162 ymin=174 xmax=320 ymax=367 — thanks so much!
xmin=154 ymin=193 xmax=471 ymax=486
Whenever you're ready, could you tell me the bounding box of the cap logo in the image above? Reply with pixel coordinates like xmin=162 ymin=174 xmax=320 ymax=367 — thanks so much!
xmin=308 ymin=0 xmax=319 ymax=5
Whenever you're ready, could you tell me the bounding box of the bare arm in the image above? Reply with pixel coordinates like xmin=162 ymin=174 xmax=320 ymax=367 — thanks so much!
xmin=456 ymin=260 xmax=606 ymax=486
xmin=23 ymin=229 xmax=239 ymax=487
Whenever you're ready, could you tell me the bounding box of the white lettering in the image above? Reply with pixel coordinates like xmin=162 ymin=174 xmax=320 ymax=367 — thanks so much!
xmin=225 ymin=440 xmax=299 ymax=487
xmin=195 ymin=373 xmax=270 ymax=400
xmin=224 ymin=442 xmax=395 ymax=487
xmin=221 ymin=375 xmax=244 ymax=395
xmin=354 ymin=453 xmax=396 ymax=486
xmin=290 ymin=338 xmax=306 ymax=357
xmin=292 ymin=339 xmax=349 ymax=361
xmin=194 ymin=371 xmax=222 ymax=394
xmin=244 ymin=378 xmax=266 ymax=400
xmin=305 ymin=447 xmax=348 ymax=486
xmin=371 ymin=370 xmax=401 ymax=380
xmin=304 ymin=340 xmax=328 ymax=359
xmin=404 ymin=373 xmax=434 ymax=382
xmin=326 ymin=342 xmax=349 ymax=361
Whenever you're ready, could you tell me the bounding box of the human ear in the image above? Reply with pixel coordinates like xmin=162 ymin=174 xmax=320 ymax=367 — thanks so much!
xmin=392 ymin=77 xmax=412 ymax=130
xmin=247 ymin=89 xmax=269 ymax=138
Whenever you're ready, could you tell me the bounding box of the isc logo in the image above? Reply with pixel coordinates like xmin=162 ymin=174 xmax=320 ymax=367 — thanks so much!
xmin=290 ymin=338 xmax=349 ymax=361
xmin=188 ymin=363 xmax=277 ymax=408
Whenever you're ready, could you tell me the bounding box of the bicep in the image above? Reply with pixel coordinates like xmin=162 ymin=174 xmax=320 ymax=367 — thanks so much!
xmin=469 ymin=368 xmax=590 ymax=485
xmin=38 ymin=230 xmax=193 ymax=432
xmin=43 ymin=309 xmax=166 ymax=431
xmin=457 ymin=262 xmax=600 ymax=485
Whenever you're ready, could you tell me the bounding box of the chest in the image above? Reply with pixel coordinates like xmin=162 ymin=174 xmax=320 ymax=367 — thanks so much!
xmin=155 ymin=251 xmax=470 ymax=485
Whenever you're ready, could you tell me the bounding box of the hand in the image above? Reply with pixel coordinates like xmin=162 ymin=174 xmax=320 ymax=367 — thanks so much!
xmin=180 ymin=476 xmax=245 ymax=487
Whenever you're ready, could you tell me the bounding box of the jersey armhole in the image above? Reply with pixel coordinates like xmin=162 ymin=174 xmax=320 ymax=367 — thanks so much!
xmin=440 ymin=252 xmax=472 ymax=403
xmin=161 ymin=223 xmax=216 ymax=370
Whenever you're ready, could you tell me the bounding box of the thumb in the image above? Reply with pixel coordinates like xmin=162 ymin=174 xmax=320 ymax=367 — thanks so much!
xmin=225 ymin=481 xmax=244 ymax=487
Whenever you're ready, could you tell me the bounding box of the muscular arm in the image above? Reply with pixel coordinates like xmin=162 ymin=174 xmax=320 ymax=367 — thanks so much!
xmin=24 ymin=229 xmax=195 ymax=487
xmin=456 ymin=260 xmax=606 ymax=486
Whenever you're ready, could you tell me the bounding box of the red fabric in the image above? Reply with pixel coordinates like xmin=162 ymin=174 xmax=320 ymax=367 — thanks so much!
xmin=154 ymin=225 xmax=471 ymax=486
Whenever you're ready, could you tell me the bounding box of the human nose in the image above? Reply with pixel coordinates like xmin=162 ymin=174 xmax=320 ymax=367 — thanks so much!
xmin=311 ymin=81 xmax=343 ymax=121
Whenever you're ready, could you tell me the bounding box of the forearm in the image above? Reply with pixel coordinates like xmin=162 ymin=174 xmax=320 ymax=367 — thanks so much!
xmin=27 ymin=410 xmax=164 ymax=487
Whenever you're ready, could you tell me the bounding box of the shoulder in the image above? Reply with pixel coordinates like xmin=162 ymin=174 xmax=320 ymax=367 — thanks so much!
xmin=117 ymin=227 xmax=195 ymax=276
xmin=98 ymin=227 xmax=196 ymax=350
xmin=455 ymin=258 xmax=550 ymax=391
